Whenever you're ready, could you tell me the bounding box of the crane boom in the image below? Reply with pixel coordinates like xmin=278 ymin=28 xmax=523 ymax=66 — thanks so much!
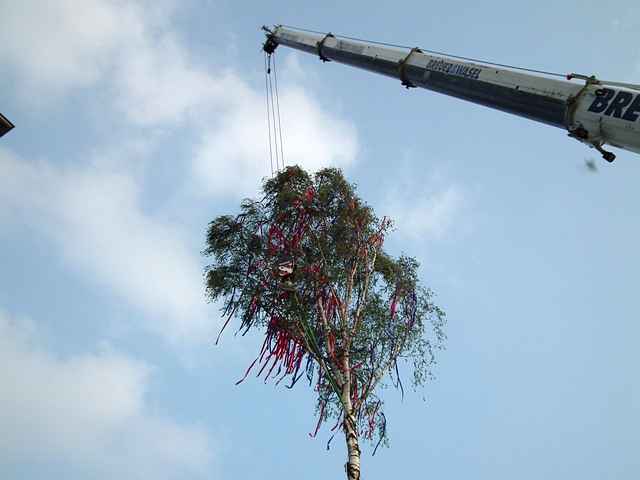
xmin=263 ymin=25 xmax=640 ymax=162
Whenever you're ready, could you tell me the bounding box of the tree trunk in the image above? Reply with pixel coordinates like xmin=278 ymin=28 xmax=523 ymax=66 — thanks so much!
xmin=343 ymin=409 xmax=361 ymax=480
xmin=341 ymin=355 xmax=361 ymax=480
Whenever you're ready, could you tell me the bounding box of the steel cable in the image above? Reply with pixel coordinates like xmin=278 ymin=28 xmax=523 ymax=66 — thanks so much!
xmin=272 ymin=54 xmax=286 ymax=169
xmin=264 ymin=52 xmax=274 ymax=175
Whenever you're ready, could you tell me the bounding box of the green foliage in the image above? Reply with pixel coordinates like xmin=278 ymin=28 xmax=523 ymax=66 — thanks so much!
xmin=203 ymin=165 xmax=446 ymax=450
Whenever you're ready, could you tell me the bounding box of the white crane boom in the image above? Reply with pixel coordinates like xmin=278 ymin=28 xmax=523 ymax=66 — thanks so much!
xmin=263 ymin=25 xmax=640 ymax=162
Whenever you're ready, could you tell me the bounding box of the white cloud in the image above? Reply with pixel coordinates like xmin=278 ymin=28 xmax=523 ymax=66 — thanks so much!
xmin=1 ymin=0 xmax=359 ymax=197
xmin=0 ymin=0 xmax=120 ymax=90
xmin=0 ymin=0 xmax=360 ymax=163
xmin=0 ymin=0 xmax=213 ymax=122
xmin=0 ymin=0 xmax=358 ymax=337
xmin=0 ymin=148 xmax=210 ymax=343
xmin=380 ymin=154 xmax=466 ymax=241
xmin=112 ymin=24 xmax=231 ymax=126
xmin=0 ymin=311 xmax=213 ymax=478
xmin=385 ymin=184 xmax=465 ymax=240
xmin=193 ymin=83 xmax=358 ymax=199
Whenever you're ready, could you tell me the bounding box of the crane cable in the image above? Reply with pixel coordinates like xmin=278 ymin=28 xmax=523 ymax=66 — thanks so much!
xmin=272 ymin=54 xmax=286 ymax=171
xmin=264 ymin=53 xmax=275 ymax=176
xmin=264 ymin=51 xmax=286 ymax=176
xmin=267 ymin=55 xmax=280 ymax=171
xmin=279 ymin=24 xmax=568 ymax=79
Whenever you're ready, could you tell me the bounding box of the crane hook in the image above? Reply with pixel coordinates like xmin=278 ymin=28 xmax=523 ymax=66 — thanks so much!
xmin=262 ymin=25 xmax=279 ymax=55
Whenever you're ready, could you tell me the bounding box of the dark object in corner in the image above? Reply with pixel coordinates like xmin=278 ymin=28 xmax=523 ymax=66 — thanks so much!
xmin=0 ymin=113 xmax=15 ymax=138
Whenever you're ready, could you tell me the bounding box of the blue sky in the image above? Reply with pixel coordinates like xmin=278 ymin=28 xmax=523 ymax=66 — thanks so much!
xmin=1 ymin=1 xmax=639 ymax=478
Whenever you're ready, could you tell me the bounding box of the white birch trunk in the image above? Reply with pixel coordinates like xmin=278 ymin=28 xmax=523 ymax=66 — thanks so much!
xmin=342 ymin=356 xmax=361 ymax=480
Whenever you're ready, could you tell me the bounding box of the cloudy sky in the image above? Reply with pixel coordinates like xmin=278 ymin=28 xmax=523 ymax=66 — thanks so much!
xmin=1 ymin=1 xmax=639 ymax=478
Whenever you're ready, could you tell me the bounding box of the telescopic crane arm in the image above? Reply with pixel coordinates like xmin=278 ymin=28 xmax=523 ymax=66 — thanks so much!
xmin=263 ymin=25 xmax=640 ymax=162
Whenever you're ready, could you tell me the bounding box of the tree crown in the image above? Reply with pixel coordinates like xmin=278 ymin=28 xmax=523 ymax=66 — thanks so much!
xmin=204 ymin=166 xmax=445 ymax=451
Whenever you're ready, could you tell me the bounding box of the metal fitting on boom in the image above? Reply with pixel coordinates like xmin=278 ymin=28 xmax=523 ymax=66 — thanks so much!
xmin=316 ymin=33 xmax=335 ymax=62
xmin=568 ymin=72 xmax=640 ymax=92
xmin=398 ymin=47 xmax=423 ymax=88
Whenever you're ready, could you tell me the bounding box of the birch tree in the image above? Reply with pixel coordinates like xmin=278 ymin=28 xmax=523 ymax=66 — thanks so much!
xmin=204 ymin=166 xmax=445 ymax=479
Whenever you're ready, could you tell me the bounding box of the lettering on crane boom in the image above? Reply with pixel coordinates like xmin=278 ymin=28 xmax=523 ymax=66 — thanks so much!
xmin=426 ymin=59 xmax=482 ymax=80
xmin=588 ymin=88 xmax=640 ymax=122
